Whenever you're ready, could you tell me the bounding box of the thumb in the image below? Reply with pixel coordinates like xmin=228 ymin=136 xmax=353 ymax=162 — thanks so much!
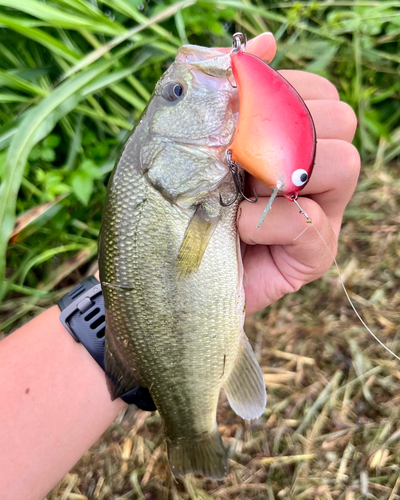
xmin=246 ymin=32 xmax=277 ymax=62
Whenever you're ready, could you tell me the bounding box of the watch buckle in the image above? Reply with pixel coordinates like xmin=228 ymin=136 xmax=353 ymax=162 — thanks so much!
xmin=59 ymin=284 xmax=103 ymax=342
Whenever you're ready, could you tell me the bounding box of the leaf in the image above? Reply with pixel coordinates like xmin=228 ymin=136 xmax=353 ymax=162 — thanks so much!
xmin=98 ymin=0 xmax=181 ymax=46
xmin=0 ymin=14 xmax=81 ymax=63
xmin=81 ymin=158 xmax=103 ymax=179
xmin=62 ymin=0 xmax=195 ymax=79
xmin=38 ymin=244 xmax=97 ymax=291
xmin=43 ymin=134 xmax=61 ymax=149
xmin=0 ymin=69 xmax=47 ymax=96
xmin=74 ymin=104 xmax=132 ymax=129
xmin=52 ymin=0 xmax=119 ymax=25
xmin=18 ymin=243 xmax=85 ymax=284
xmin=174 ymin=9 xmax=189 ymax=44
xmin=0 ymin=66 xmax=106 ymax=301
xmin=9 ymin=194 xmax=70 ymax=243
xmin=0 ymin=93 xmax=31 ymax=103
xmin=81 ymin=54 xmax=150 ymax=97
xmin=0 ymin=121 xmax=20 ymax=151
xmin=110 ymin=82 xmax=146 ymax=111
xmin=71 ymin=170 xmax=93 ymax=205
xmin=0 ymin=0 xmax=124 ymax=34
xmin=70 ymin=159 xmax=102 ymax=204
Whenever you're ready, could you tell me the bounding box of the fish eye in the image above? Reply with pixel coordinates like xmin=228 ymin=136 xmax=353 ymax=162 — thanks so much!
xmin=292 ymin=169 xmax=308 ymax=187
xmin=161 ymin=82 xmax=185 ymax=103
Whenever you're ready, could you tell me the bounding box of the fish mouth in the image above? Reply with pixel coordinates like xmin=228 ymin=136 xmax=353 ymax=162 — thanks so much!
xmin=177 ymin=44 xmax=230 ymax=66
xmin=174 ymin=46 xmax=240 ymax=189
xmin=173 ymin=49 xmax=240 ymax=148
xmin=177 ymin=44 xmax=234 ymax=83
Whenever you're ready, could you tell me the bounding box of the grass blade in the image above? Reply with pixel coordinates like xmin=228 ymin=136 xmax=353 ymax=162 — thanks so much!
xmin=0 ymin=69 xmax=47 ymax=96
xmin=62 ymin=0 xmax=195 ymax=80
xmin=0 ymin=14 xmax=81 ymax=63
xmin=98 ymin=0 xmax=182 ymax=46
xmin=0 ymin=0 xmax=125 ymax=34
xmin=0 ymin=66 xmax=108 ymax=301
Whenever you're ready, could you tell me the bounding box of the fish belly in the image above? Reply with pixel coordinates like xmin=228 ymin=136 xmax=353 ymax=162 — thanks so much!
xmin=100 ymin=165 xmax=244 ymax=443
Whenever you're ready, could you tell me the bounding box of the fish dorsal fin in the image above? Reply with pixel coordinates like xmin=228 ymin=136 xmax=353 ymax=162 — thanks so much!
xmin=223 ymin=333 xmax=266 ymax=420
xmin=177 ymin=205 xmax=220 ymax=277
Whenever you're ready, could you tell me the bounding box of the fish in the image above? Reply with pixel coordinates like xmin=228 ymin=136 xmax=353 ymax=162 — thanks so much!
xmin=98 ymin=42 xmax=267 ymax=479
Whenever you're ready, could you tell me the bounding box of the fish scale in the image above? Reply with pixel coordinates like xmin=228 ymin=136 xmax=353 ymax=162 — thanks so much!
xmin=99 ymin=44 xmax=266 ymax=479
xmin=104 ymin=156 xmax=239 ymax=399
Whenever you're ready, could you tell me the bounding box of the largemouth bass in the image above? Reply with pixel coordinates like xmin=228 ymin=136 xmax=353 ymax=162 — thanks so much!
xmin=99 ymin=43 xmax=266 ymax=479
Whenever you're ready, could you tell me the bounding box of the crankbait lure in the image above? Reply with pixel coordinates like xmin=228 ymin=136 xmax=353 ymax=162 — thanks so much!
xmin=227 ymin=33 xmax=316 ymax=227
xmin=226 ymin=33 xmax=400 ymax=362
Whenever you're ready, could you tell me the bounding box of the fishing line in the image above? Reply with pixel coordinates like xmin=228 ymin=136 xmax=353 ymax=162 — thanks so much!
xmin=292 ymin=200 xmax=400 ymax=362
xmin=293 ymin=225 xmax=310 ymax=241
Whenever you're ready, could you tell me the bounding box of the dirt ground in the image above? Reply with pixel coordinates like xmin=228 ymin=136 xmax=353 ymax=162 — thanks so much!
xmin=46 ymin=162 xmax=400 ymax=500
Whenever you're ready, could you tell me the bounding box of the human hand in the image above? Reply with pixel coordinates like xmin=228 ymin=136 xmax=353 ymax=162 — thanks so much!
xmin=225 ymin=33 xmax=360 ymax=314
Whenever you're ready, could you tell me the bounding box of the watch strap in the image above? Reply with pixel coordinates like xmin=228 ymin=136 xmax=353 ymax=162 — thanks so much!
xmin=58 ymin=277 xmax=156 ymax=411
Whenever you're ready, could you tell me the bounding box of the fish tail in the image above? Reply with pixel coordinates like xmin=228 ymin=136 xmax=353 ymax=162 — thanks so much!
xmin=167 ymin=427 xmax=227 ymax=480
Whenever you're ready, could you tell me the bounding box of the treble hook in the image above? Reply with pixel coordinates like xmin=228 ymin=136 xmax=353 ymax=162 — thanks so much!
xmin=219 ymin=151 xmax=258 ymax=207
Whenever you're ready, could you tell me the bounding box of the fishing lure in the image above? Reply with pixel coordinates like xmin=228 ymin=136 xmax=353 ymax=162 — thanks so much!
xmin=225 ymin=33 xmax=400 ymax=362
xmin=226 ymin=33 xmax=316 ymax=227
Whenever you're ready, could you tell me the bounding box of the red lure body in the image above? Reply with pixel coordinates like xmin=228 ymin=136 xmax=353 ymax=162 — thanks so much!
xmin=229 ymin=51 xmax=316 ymax=200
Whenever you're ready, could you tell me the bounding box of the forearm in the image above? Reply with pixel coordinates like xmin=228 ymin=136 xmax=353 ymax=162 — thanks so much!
xmin=0 ymin=305 xmax=126 ymax=500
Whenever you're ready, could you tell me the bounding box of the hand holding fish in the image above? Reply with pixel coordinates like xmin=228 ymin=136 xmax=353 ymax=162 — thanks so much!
xmin=234 ymin=34 xmax=360 ymax=314
xmin=0 ymin=32 xmax=363 ymax=496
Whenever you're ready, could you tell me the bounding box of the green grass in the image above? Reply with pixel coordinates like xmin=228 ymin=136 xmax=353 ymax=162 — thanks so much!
xmin=0 ymin=0 xmax=399 ymax=326
xmin=1 ymin=0 xmax=400 ymax=498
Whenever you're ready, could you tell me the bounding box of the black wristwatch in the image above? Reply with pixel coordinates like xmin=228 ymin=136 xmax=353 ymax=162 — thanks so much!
xmin=58 ymin=276 xmax=156 ymax=411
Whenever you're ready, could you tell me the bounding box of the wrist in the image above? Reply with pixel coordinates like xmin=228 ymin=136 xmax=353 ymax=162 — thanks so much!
xmin=58 ymin=276 xmax=155 ymax=410
xmin=0 ymin=305 xmax=125 ymax=500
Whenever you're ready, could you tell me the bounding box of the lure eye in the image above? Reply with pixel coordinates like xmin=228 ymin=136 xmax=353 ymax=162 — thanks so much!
xmin=292 ymin=169 xmax=309 ymax=187
xmin=162 ymin=82 xmax=184 ymax=102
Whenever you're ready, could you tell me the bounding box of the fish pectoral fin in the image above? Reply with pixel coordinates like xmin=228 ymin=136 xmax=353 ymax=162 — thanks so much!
xmin=104 ymin=334 xmax=153 ymax=410
xmin=177 ymin=205 xmax=220 ymax=276
xmin=223 ymin=333 xmax=267 ymax=420
xmin=167 ymin=426 xmax=227 ymax=480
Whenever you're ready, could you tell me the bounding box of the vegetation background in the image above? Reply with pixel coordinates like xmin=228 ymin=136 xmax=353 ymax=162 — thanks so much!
xmin=1 ymin=0 xmax=400 ymax=498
